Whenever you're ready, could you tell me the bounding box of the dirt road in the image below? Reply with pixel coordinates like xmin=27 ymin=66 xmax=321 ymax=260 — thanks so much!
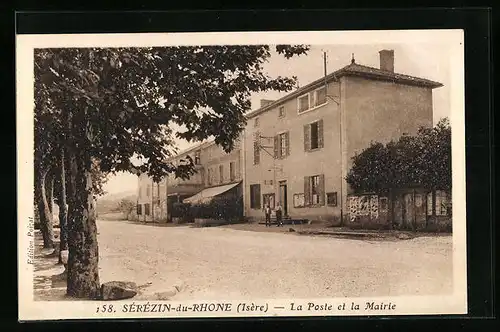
xmin=96 ymin=220 xmax=453 ymax=300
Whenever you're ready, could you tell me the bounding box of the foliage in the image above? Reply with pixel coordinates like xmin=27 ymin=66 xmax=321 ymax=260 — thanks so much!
xmin=34 ymin=44 xmax=309 ymax=298
xmin=190 ymin=196 xmax=243 ymax=220
xmin=346 ymin=118 xmax=451 ymax=193
xmin=171 ymin=202 xmax=192 ymax=220
xmin=115 ymin=198 xmax=135 ymax=215
xmin=34 ymin=45 xmax=309 ymax=182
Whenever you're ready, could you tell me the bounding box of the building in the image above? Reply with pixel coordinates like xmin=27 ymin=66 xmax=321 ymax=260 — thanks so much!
xmin=242 ymin=49 xmax=443 ymax=224
xmin=136 ymin=138 xmax=243 ymax=222
xmin=136 ymin=172 xmax=168 ymax=222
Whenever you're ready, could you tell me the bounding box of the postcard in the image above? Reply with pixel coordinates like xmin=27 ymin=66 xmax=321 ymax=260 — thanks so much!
xmin=17 ymin=29 xmax=466 ymax=320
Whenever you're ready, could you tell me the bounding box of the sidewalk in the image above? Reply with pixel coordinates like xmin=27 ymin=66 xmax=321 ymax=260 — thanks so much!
xmin=111 ymin=217 xmax=450 ymax=241
xmin=32 ymin=230 xmax=70 ymax=301
xmin=221 ymin=222 xmax=451 ymax=240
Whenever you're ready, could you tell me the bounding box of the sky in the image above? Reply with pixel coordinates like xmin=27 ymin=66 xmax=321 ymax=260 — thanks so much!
xmin=103 ymin=43 xmax=452 ymax=196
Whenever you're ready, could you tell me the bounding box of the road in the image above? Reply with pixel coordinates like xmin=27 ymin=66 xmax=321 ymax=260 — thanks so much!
xmin=97 ymin=219 xmax=453 ymax=300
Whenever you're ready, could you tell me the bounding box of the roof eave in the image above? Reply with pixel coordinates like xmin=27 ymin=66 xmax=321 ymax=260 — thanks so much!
xmin=342 ymin=71 xmax=443 ymax=89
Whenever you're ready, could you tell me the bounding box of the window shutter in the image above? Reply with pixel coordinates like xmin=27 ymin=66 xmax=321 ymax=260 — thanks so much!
xmin=304 ymin=176 xmax=311 ymax=206
xmin=304 ymin=124 xmax=310 ymax=151
xmin=318 ymin=119 xmax=324 ymax=148
xmin=253 ymin=141 xmax=260 ymax=164
xmin=318 ymin=174 xmax=325 ymax=205
xmin=285 ymin=131 xmax=290 ymax=157
xmin=274 ymin=135 xmax=280 ymax=159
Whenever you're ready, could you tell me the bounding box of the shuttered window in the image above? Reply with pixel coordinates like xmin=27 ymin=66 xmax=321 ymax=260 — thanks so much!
xmin=250 ymin=184 xmax=261 ymax=209
xmin=145 ymin=203 xmax=151 ymax=216
xmin=219 ymin=164 xmax=224 ymax=184
xmin=304 ymin=119 xmax=324 ymax=151
xmin=137 ymin=204 xmax=142 ymax=215
xmin=315 ymin=86 xmax=327 ymax=106
xmin=304 ymin=174 xmax=325 ymax=207
xmin=229 ymin=162 xmax=235 ymax=181
xmin=253 ymin=141 xmax=260 ymax=165
xmin=279 ymin=106 xmax=285 ymax=117
xmin=298 ymin=94 xmax=309 ymax=113
xmin=274 ymin=132 xmax=290 ymax=159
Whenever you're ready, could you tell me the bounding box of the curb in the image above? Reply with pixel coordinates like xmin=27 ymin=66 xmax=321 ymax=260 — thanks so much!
xmin=296 ymin=230 xmax=415 ymax=240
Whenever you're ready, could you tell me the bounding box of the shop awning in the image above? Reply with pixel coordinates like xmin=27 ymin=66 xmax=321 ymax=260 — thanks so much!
xmin=183 ymin=182 xmax=240 ymax=204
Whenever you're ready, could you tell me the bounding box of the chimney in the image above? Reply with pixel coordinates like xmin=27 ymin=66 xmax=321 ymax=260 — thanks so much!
xmin=260 ymin=99 xmax=274 ymax=108
xmin=379 ymin=49 xmax=394 ymax=72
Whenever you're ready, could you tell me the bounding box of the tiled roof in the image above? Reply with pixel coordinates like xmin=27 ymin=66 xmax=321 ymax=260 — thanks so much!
xmin=245 ymin=61 xmax=443 ymax=119
xmin=337 ymin=63 xmax=443 ymax=89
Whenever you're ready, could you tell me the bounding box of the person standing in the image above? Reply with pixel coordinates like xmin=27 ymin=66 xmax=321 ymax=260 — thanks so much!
xmin=275 ymin=202 xmax=283 ymax=227
xmin=264 ymin=204 xmax=271 ymax=227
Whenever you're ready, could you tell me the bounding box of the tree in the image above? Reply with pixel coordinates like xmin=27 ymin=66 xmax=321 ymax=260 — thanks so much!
xmin=116 ymin=198 xmax=136 ymax=219
xmin=346 ymin=117 xmax=451 ymax=193
xmin=34 ymin=45 xmax=309 ymax=299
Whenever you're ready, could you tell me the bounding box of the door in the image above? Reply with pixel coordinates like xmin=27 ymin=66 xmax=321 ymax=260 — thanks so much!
xmin=279 ymin=181 xmax=288 ymax=216
xmin=403 ymin=193 xmax=414 ymax=229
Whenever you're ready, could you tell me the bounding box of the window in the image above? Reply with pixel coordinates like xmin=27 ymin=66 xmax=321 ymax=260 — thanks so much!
xmin=230 ymin=162 xmax=236 ymax=181
xmin=250 ymin=184 xmax=261 ymax=209
xmin=136 ymin=204 xmax=142 ymax=215
xmin=146 ymin=184 xmax=151 ymax=197
xmin=219 ymin=164 xmax=224 ymax=184
xmin=315 ymin=86 xmax=327 ymax=106
xmin=254 ymin=117 xmax=260 ymax=127
xmin=263 ymin=193 xmax=275 ymax=209
xmin=145 ymin=203 xmax=151 ymax=216
xmin=435 ymin=191 xmax=449 ymax=216
xmin=274 ymin=132 xmax=290 ymax=159
xmin=304 ymin=120 xmax=324 ymax=151
xmin=207 ymin=168 xmax=212 ymax=186
xmin=304 ymin=174 xmax=325 ymax=206
xmin=253 ymin=141 xmax=260 ymax=165
xmin=310 ymin=122 xmax=319 ymax=149
xmin=298 ymin=94 xmax=309 ymax=113
xmin=298 ymin=87 xmax=327 ymax=114
xmin=293 ymin=193 xmax=305 ymax=208
xmin=427 ymin=191 xmax=451 ymax=216
xmin=280 ymin=133 xmax=288 ymax=157
xmin=311 ymin=176 xmax=320 ymax=205
xmin=194 ymin=151 xmax=201 ymax=165
xmin=327 ymin=192 xmax=338 ymax=206
xmin=279 ymin=106 xmax=285 ymax=117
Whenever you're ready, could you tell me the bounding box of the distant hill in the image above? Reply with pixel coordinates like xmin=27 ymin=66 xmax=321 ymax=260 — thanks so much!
xmin=97 ymin=190 xmax=137 ymax=214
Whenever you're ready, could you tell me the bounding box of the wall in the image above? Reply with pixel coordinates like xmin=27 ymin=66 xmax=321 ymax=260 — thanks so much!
xmin=202 ymin=139 xmax=242 ymax=187
xmin=244 ymin=81 xmax=344 ymax=222
xmin=347 ymin=189 xmax=452 ymax=232
xmin=343 ymin=76 xmax=434 ymax=170
xmin=136 ymin=173 xmax=168 ymax=222
xmin=340 ymin=76 xmax=435 ymax=221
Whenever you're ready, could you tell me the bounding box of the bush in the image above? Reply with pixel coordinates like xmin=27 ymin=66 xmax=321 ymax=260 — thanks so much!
xmin=171 ymin=202 xmax=192 ymax=222
xmin=190 ymin=196 xmax=243 ymax=221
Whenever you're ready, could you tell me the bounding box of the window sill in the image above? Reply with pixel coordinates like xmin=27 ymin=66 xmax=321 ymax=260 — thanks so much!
xmin=307 ymin=147 xmax=323 ymax=153
xmin=297 ymin=102 xmax=328 ymax=115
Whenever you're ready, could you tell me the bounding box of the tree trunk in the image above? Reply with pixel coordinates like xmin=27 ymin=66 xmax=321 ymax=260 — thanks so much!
xmin=38 ymin=168 xmax=55 ymax=248
xmin=58 ymin=147 xmax=68 ymax=264
xmin=66 ymin=149 xmax=100 ymax=299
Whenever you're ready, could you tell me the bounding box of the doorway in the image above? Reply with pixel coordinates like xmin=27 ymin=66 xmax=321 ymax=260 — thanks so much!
xmin=279 ymin=181 xmax=288 ymax=216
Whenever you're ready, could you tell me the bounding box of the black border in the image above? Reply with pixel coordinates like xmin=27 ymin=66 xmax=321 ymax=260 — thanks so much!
xmin=11 ymin=8 xmax=495 ymax=331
